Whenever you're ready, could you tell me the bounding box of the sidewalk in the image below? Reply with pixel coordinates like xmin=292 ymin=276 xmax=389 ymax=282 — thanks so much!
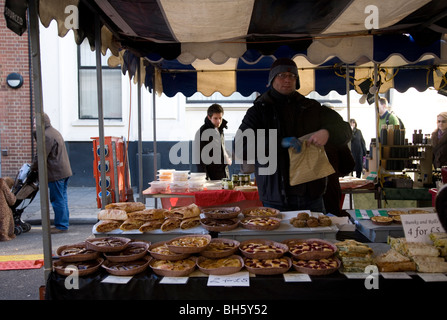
xmin=20 ymin=187 xmax=154 ymax=225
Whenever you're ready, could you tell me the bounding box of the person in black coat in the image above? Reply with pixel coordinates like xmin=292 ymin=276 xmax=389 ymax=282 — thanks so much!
xmin=349 ymin=119 xmax=367 ymax=178
xmin=234 ymin=58 xmax=352 ymax=212
xmin=193 ymin=104 xmax=231 ymax=180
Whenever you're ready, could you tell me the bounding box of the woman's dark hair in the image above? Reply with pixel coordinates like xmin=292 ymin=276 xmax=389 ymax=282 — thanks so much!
xmin=350 ymin=119 xmax=357 ymax=128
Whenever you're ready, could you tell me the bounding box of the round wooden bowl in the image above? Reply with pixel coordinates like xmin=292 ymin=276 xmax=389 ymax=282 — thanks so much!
xmin=201 ymin=206 xmax=241 ymax=219
xmin=239 ymin=216 xmax=281 ymax=231
xmin=239 ymin=239 xmax=288 ymax=259
xmin=103 ymin=241 xmax=150 ymax=262
xmin=166 ymin=234 xmax=211 ymax=254
xmin=56 ymin=242 xmax=100 ymax=262
xmin=148 ymin=241 xmax=191 ymax=261
xmin=102 ymin=256 xmax=151 ymax=276
xmin=200 ymin=217 xmax=239 ymax=232
xmin=196 ymin=255 xmax=244 ymax=275
xmin=149 ymin=257 xmax=196 ymax=277
xmin=53 ymin=258 xmax=104 ymax=277
xmin=292 ymin=257 xmax=341 ymax=276
xmin=243 ymin=256 xmax=291 ymax=275
xmin=284 ymin=238 xmax=337 ymax=260
xmin=85 ymin=237 xmax=131 ymax=253
xmin=200 ymin=238 xmax=240 ymax=258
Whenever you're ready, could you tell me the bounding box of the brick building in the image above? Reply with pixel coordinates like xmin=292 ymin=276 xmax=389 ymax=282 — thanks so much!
xmin=0 ymin=0 xmax=34 ymax=177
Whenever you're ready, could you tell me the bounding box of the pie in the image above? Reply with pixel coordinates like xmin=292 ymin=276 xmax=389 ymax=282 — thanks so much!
xmin=293 ymin=257 xmax=339 ymax=270
xmin=198 ymin=257 xmax=242 ymax=269
xmin=240 ymin=243 xmax=286 ymax=255
xmin=289 ymin=241 xmax=334 ymax=256
xmin=139 ymin=219 xmax=164 ymax=232
xmin=371 ymin=216 xmax=393 ymax=225
xmin=240 ymin=217 xmax=280 ymax=229
xmin=151 ymin=244 xmax=179 ymax=255
xmin=387 ymin=210 xmax=406 ymax=216
xmin=169 ymin=236 xmax=210 ymax=247
xmin=408 ymin=209 xmax=431 ymax=214
xmin=244 ymin=258 xmax=289 ymax=269
xmin=151 ymin=259 xmax=195 ymax=271
xmin=206 ymin=241 xmax=237 ymax=252
xmin=243 ymin=207 xmax=280 ymax=217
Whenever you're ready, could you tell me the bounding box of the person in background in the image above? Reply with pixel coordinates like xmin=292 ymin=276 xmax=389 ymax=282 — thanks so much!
xmin=235 ymin=58 xmax=352 ymax=212
xmin=194 ymin=103 xmax=231 ymax=180
xmin=378 ymin=97 xmax=399 ymax=129
xmin=432 ymin=111 xmax=447 ymax=169
xmin=0 ymin=177 xmax=16 ymax=241
xmin=350 ymin=119 xmax=367 ymax=178
xmin=32 ymin=113 xmax=72 ymax=233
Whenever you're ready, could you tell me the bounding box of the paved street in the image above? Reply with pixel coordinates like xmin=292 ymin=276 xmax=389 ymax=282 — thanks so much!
xmin=0 ymin=187 xmax=148 ymax=300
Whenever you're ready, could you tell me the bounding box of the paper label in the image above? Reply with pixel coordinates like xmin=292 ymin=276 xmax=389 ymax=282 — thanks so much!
xmin=207 ymin=271 xmax=250 ymax=287
xmin=401 ymin=213 xmax=445 ymax=243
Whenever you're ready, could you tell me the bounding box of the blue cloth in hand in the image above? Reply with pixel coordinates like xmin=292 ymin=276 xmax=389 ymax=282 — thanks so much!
xmin=281 ymin=137 xmax=301 ymax=152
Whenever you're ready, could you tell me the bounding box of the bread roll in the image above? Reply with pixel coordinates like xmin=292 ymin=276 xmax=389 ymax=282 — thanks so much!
xmin=95 ymin=220 xmax=123 ymax=232
xmin=105 ymin=202 xmax=146 ymax=213
xmin=98 ymin=209 xmax=128 ymax=221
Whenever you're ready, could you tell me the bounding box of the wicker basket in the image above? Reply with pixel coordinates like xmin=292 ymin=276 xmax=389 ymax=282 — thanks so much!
xmin=196 ymin=255 xmax=244 ymax=275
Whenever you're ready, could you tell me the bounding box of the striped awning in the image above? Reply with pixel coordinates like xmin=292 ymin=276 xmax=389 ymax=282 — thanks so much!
xmin=8 ymin=0 xmax=447 ymax=95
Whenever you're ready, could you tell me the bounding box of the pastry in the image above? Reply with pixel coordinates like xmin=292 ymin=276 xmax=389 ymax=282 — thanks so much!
xmin=408 ymin=209 xmax=431 ymax=214
xmin=105 ymin=202 xmax=146 ymax=213
xmin=169 ymin=236 xmax=210 ymax=247
xmin=374 ymin=249 xmax=416 ymax=272
xmin=127 ymin=208 xmax=168 ymax=220
xmin=290 ymin=218 xmax=307 ymax=228
xmin=289 ymin=241 xmax=334 ymax=256
xmin=297 ymin=212 xmax=309 ymax=220
xmin=180 ymin=216 xmax=200 ymax=229
xmin=243 ymin=207 xmax=280 ymax=217
xmin=371 ymin=216 xmax=393 ymax=225
xmin=160 ymin=218 xmax=181 ymax=232
xmin=244 ymin=258 xmax=289 ymax=269
xmin=151 ymin=259 xmax=195 ymax=271
xmin=306 ymin=217 xmax=319 ymax=227
xmin=165 ymin=203 xmax=201 ymax=219
xmin=293 ymin=257 xmax=339 ymax=270
xmin=139 ymin=219 xmax=164 ymax=232
xmin=240 ymin=217 xmax=280 ymax=229
xmin=97 ymin=209 xmax=128 ymax=221
xmin=387 ymin=210 xmax=406 ymax=216
xmin=119 ymin=218 xmax=145 ymax=231
xmin=198 ymin=257 xmax=242 ymax=269
xmin=95 ymin=219 xmax=123 ymax=232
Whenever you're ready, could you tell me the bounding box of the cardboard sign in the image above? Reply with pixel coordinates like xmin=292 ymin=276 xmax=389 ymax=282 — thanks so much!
xmin=401 ymin=213 xmax=446 ymax=243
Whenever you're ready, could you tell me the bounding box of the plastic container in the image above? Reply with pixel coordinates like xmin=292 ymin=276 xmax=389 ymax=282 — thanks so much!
xmin=188 ymin=180 xmax=205 ymax=192
xmin=158 ymin=169 xmax=175 ymax=181
xmin=149 ymin=181 xmax=168 ymax=193
xmin=170 ymin=181 xmax=189 ymax=193
xmin=206 ymin=180 xmax=223 ymax=190
xmin=172 ymin=170 xmax=190 ymax=181
xmin=189 ymin=172 xmax=207 ymax=180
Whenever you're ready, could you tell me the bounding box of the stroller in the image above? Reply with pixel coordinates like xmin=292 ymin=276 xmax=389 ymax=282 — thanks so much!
xmin=10 ymin=164 xmax=39 ymax=235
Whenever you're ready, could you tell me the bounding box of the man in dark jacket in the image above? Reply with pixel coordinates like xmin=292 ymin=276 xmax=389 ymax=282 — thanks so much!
xmin=194 ymin=104 xmax=231 ymax=180
xmin=33 ymin=113 xmax=72 ymax=233
xmin=234 ymin=58 xmax=352 ymax=212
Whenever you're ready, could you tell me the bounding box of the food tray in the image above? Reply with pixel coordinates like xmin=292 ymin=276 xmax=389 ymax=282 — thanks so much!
xmin=196 ymin=255 xmax=244 ymax=275
xmin=371 ymin=216 xmax=393 ymax=226
xmin=239 ymin=216 xmax=281 ymax=231
xmin=53 ymin=258 xmax=104 ymax=277
xmin=244 ymin=257 xmax=291 ymax=275
xmin=85 ymin=237 xmax=131 ymax=253
xmin=201 ymin=207 xmax=241 ymax=219
xmin=242 ymin=207 xmax=281 ymax=218
xmin=239 ymin=239 xmax=288 ymax=259
xmin=200 ymin=238 xmax=240 ymax=258
xmin=292 ymin=257 xmax=340 ymax=276
xmin=148 ymin=241 xmax=191 ymax=261
xmin=149 ymin=258 xmax=196 ymax=277
xmin=166 ymin=234 xmax=211 ymax=254
xmin=102 ymin=256 xmax=151 ymax=276
xmin=200 ymin=217 xmax=239 ymax=232
xmin=283 ymin=238 xmax=337 ymax=260
xmin=103 ymin=241 xmax=150 ymax=262
xmin=56 ymin=242 xmax=100 ymax=262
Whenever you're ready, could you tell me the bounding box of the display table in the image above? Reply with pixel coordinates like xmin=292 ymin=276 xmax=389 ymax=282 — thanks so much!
xmin=45 ymin=242 xmax=447 ymax=301
xmin=142 ymin=188 xmax=262 ymax=210
xmin=92 ymin=211 xmax=340 ymax=242
xmin=377 ymin=187 xmax=432 ymax=206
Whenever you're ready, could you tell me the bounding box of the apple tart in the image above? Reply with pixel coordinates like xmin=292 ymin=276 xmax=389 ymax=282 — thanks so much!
xmin=197 ymin=255 xmax=244 ymax=275
xmin=149 ymin=258 xmax=196 ymax=277
xmin=200 ymin=238 xmax=240 ymax=258
xmin=149 ymin=241 xmax=190 ymax=260
xmin=167 ymin=234 xmax=211 ymax=253
xmin=242 ymin=207 xmax=281 ymax=218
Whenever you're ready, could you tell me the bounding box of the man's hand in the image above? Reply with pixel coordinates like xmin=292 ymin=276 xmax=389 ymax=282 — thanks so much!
xmin=307 ymin=129 xmax=329 ymax=147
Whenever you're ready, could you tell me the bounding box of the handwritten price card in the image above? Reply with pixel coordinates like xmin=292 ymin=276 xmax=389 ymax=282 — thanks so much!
xmin=401 ymin=213 xmax=446 ymax=243
xmin=207 ymin=271 xmax=250 ymax=287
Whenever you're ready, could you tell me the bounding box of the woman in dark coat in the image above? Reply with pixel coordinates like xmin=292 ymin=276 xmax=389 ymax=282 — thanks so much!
xmin=349 ymin=119 xmax=366 ymax=178
xmin=432 ymin=111 xmax=447 ymax=169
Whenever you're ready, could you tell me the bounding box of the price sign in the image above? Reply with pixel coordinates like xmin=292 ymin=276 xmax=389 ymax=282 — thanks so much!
xmin=401 ymin=213 xmax=446 ymax=243
xmin=207 ymin=271 xmax=250 ymax=287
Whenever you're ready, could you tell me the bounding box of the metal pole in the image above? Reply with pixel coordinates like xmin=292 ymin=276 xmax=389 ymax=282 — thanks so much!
xmin=137 ymin=60 xmax=143 ymax=201
xmin=95 ymin=15 xmax=107 ymax=208
xmin=346 ymin=65 xmax=351 ymax=122
xmin=374 ymin=63 xmax=380 ymax=176
xmin=28 ymin=0 xmax=52 ymax=281
xmin=152 ymin=71 xmax=158 ymax=208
